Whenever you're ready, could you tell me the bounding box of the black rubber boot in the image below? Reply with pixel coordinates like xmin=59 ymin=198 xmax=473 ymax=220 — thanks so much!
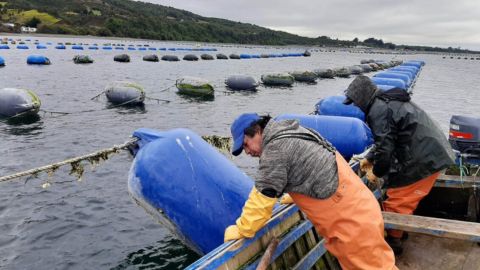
xmin=386 ymin=236 xmax=403 ymax=255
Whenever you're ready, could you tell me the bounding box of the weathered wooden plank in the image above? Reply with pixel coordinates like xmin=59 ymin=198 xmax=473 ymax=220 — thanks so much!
xmin=383 ymin=212 xmax=480 ymax=242
xmin=186 ymin=205 xmax=300 ymax=270
xmin=242 ymin=220 xmax=313 ymax=270
xmin=291 ymin=239 xmax=328 ymax=270
xmin=304 ymin=230 xmax=325 ymax=270
xmin=434 ymin=174 xmax=480 ymax=188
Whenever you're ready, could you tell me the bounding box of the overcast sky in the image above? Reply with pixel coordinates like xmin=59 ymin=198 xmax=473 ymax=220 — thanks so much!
xmin=142 ymin=0 xmax=480 ymax=50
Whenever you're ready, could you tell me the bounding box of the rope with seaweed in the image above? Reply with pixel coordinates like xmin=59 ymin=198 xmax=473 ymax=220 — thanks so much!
xmin=0 ymin=135 xmax=232 ymax=184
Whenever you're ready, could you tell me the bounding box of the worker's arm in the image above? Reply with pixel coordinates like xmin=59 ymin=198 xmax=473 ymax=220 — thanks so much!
xmin=225 ymin=142 xmax=288 ymax=242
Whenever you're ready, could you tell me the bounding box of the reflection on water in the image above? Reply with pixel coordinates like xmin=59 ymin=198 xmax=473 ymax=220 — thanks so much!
xmin=176 ymin=92 xmax=215 ymax=102
xmin=1 ymin=114 xmax=43 ymax=135
xmin=111 ymin=236 xmax=199 ymax=270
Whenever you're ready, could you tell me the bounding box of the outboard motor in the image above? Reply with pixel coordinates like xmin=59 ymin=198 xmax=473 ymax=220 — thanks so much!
xmin=449 ymin=115 xmax=480 ymax=164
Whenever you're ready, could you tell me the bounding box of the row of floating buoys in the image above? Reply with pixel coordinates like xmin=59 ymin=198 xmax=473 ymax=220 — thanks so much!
xmin=314 ymin=60 xmax=425 ymax=121
xmin=4 ymin=51 xmax=313 ymax=66
xmin=442 ymin=56 xmax=480 ymax=60
xmin=0 ymin=88 xmax=41 ymax=118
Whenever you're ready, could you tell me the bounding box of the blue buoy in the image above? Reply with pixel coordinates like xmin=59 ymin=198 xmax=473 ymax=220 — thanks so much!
xmin=0 ymin=56 xmax=5 ymax=66
xmin=127 ymin=47 xmax=136 ymax=51
xmin=0 ymin=45 xmax=10 ymax=49
xmin=315 ymin=95 xmax=365 ymax=121
xmin=17 ymin=45 xmax=29 ymax=49
xmin=275 ymin=114 xmax=373 ymax=159
xmin=402 ymin=61 xmax=423 ymax=69
xmin=36 ymin=44 xmax=47 ymax=49
xmin=371 ymin=77 xmax=407 ymax=90
xmin=72 ymin=45 xmax=84 ymax=50
xmin=387 ymin=67 xmax=417 ymax=79
xmin=128 ymin=128 xmax=254 ymax=254
xmin=374 ymin=72 xmax=411 ymax=87
xmin=88 ymin=46 xmax=99 ymax=50
xmin=27 ymin=55 xmax=51 ymax=65
xmin=55 ymin=45 xmax=66 ymax=49
xmin=240 ymin=54 xmax=252 ymax=59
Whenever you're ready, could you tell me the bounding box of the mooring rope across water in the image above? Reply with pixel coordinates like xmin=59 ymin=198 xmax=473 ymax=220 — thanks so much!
xmin=0 ymin=138 xmax=139 ymax=183
xmin=0 ymin=135 xmax=232 ymax=184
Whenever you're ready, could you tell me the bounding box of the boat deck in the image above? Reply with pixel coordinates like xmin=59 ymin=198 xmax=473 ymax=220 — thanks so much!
xmin=397 ymin=233 xmax=480 ymax=270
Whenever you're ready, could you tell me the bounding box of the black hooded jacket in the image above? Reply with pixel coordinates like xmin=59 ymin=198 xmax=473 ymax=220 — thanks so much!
xmin=344 ymin=76 xmax=455 ymax=188
xmin=365 ymin=88 xmax=455 ymax=187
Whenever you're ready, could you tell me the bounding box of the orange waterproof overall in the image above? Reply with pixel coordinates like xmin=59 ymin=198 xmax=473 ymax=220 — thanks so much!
xmin=290 ymin=153 xmax=397 ymax=270
xmin=382 ymin=171 xmax=440 ymax=238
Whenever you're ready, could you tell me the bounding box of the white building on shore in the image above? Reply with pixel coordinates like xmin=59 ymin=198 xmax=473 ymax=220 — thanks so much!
xmin=20 ymin=26 xmax=37 ymax=33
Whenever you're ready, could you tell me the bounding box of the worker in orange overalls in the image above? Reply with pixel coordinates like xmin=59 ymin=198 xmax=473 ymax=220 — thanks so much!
xmin=343 ymin=75 xmax=456 ymax=254
xmin=224 ymin=113 xmax=397 ymax=270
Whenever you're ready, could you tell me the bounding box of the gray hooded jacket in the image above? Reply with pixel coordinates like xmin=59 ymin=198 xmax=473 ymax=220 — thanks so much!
xmin=255 ymin=119 xmax=339 ymax=199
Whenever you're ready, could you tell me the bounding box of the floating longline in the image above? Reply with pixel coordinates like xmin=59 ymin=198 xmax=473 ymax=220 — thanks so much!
xmin=0 ymin=135 xmax=232 ymax=184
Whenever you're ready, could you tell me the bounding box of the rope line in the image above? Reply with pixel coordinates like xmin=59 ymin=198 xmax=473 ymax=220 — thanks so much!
xmin=0 ymin=135 xmax=232 ymax=184
xmin=0 ymin=138 xmax=138 ymax=183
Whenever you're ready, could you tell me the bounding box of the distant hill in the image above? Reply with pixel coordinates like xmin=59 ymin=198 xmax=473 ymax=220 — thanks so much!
xmin=0 ymin=0 xmax=477 ymax=53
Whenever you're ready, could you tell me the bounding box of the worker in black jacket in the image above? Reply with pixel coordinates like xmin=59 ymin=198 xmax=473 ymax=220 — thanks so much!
xmin=343 ymin=75 xmax=455 ymax=254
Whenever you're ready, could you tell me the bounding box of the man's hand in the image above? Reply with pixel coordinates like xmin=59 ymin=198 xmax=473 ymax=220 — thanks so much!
xmin=366 ymin=170 xmax=380 ymax=187
xmin=280 ymin=194 xmax=294 ymax=204
xmin=360 ymin=158 xmax=373 ymax=173
xmin=224 ymin=225 xmax=244 ymax=242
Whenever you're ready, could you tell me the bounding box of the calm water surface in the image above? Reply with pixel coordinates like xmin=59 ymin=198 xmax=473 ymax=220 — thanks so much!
xmin=0 ymin=36 xmax=479 ymax=269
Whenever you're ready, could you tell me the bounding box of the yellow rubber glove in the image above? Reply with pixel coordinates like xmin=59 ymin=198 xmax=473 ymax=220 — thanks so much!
xmin=360 ymin=158 xmax=373 ymax=173
xmin=224 ymin=225 xmax=243 ymax=242
xmin=224 ymin=187 xmax=277 ymax=242
xmin=280 ymin=194 xmax=294 ymax=204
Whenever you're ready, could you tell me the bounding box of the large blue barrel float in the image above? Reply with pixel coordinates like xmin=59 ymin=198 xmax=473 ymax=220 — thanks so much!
xmin=0 ymin=88 xmax=41 ymax=117
xmin=0 ymin=56 xmax=4 ymax=66
xmin=275 ymin=114 xmax=373 ymax=159
xmin=72 ymin=45 xmax=84 ymax=50
xmin=315 ymin=95 xmax=365 ymax=121
xmin=36 ymin=44 xmax=47 ymax=49
xmin=27 ymin=55 xmax=51 ymax=65
xmin=371 ymin=77 xmax=406 ymax=90
xmin=397 ymin=65 xmax=420 ymax=74
xmin=55 ymin=45 xmax=66 ymax=49
xmin=0 ymin=45 xmax=10 ymax=49
xmin=374 ymin=72 xmax=411 ymax=87
xmin=385 ymin=69 xmax=414 ymax=81
xmin=128 ymin=128 xmax=254 ymax=254
xmin=17 ymin=45 xmax=29 ymax=49
xmin=387 ymin=67 xmax=418 ymax=79
xmin=402 ymin=61 xmax=423 ymax=69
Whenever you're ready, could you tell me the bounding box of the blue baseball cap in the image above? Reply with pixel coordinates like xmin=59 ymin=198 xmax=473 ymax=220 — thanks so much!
xmin=231 ymin=113 xmax=260 ymax=156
